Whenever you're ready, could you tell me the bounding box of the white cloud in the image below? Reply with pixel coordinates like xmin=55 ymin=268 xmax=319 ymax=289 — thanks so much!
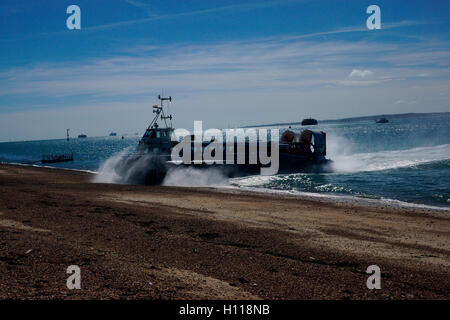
xmin=394 ymin=99 xmax=418 ymax=105
xmin=348 ymin=69 xmax=374 ymax=78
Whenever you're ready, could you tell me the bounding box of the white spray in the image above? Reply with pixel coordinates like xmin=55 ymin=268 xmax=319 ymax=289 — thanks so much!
xmin=162 ymin=167 xmax=228 ymax=187
xmin=93 ymin=148 xmax=132 ymax=183
xmin=326 ymin=134 xmax=450 ymax=173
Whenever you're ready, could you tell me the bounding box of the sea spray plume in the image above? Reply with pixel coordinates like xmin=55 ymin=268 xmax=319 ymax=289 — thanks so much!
xmin=330 ymin=142 xmax=450 ymax=173
xmin=324 ymin=132 xmax=450 ymax=173
xmin=94 ymin=147 xmax=132 ymax=183
xmin=349 ymin=144 xmax=450 ymax=172
xmin=324 ymin=134 xmax=364 ymax=172
xmin=119 ymin=154 xmax=167 ymax=185
xmin=162 ymin=166 xmax=228 ymax=187
xmin=94 ymin=147 xmax=168 ymax=185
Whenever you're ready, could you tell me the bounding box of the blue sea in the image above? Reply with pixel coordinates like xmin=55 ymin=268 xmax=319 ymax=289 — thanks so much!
xmin=1 ymin=113 xmax=449 ymax=209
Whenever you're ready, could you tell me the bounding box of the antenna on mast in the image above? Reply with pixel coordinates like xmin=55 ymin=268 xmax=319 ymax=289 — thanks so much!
xmin=158 ymin=94 xmax=173 ymax=128
xmin=148 ymin=93 xmax=173 ymax=129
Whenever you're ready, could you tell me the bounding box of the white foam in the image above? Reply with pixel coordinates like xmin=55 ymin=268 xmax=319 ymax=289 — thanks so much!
xmin=93 ymin=147 xmax=132 ymax=183
xmin=331 ymin=144 xmax=450 ymax=173
xmin=225 ymin=184 xmax=450 ymax=212
xmin=163 ymin=167 xmax=229 ymax=187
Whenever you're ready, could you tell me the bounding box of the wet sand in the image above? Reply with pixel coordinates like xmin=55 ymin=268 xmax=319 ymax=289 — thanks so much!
xmin=0 ymin=163 xmax=449 ymax=299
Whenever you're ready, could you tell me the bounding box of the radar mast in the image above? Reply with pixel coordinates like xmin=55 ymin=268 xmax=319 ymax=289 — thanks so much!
xmin=148 ymin=94 xmax=173 ymax=129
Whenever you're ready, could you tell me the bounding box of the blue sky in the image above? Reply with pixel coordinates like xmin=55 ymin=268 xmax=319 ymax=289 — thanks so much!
xmin=0 ymin=0 xmax=449 ymax=141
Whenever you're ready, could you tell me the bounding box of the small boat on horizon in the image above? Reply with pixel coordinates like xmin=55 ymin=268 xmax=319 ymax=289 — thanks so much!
xmin=109 ymin=132 xmax=117 ymax=136
xmin=375 ymin=118 xmax=389 ymax=123
xmin=301 ymin=118 xmax=318 ymax=126
xmin=78 ymin=134 xmax=87 ymax=138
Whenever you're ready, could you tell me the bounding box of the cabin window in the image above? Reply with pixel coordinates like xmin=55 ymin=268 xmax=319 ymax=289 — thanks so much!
xmin=150 ymin=131 xmax=156 ymax=138
xmin=156 ymin=131 xmax=161 ymax=138
xmin=153 ymin=147 xmax=159 ymax=153
xmin=309 ymin=135 xmax=315 ymax=153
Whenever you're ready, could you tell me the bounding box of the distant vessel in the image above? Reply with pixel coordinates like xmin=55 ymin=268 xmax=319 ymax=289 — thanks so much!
xmin=78 ymin=134 xmax=87 ymax=138
xmin=375 ymin=118 xmax=389 ymax=123
xmin=301 ymin=118 xmax=318 ymax=126
xmin=109 ymin=132 xmax=117 ymax=136
xmin=41 ymin=153 xmax=73 ymax=164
